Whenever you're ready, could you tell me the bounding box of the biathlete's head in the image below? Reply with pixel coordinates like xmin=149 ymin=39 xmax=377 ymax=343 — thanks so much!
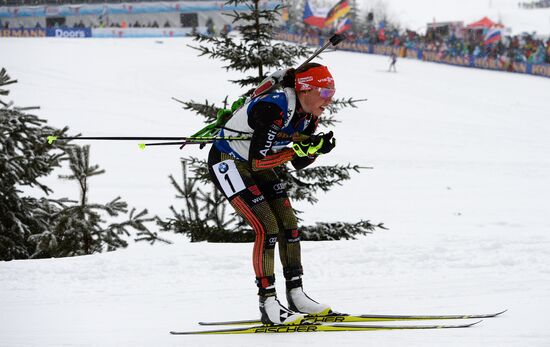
xmin=295 ymin=63 xmax=335 ymax=117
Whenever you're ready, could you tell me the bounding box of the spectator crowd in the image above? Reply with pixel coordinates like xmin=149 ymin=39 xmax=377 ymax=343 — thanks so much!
xmin=1 ymin=19 xmax=179 ymax=29
xmin=287 ymin=22 xmax=550 ymax=66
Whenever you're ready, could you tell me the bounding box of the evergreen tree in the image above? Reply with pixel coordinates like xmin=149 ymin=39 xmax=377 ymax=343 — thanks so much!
xmin=284 ymin=0 xmax=305 ymax=31
xmin=1 ymin=69 xmax=166 ymax=260
xmin=348 ymin=0 xmax=363 ymax=34
xmin=0 ymin=68 xmax=69 ymax=260
xmin=162 ymin=0 xmax=384 ymax=241
xmin=28 ymin=145 xmax=166 ymax=258
xmin=157 ymin=158 xmax=246 ymax=243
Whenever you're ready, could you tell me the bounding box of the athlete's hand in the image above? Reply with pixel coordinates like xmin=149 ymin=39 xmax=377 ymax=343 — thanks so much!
xmin=292 ymin=132 xmax=336 ymax=157
xmin=317 ymin=131 xmax=336 ymax=154
xmin=292 ymin=140 xmax=318 ymax=157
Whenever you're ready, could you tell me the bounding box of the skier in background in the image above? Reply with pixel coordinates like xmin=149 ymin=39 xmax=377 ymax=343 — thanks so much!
xmin=389 ymin=52 xmax=397 ymax=72
xmin=208 ymin=63 xmax=337 ymax=325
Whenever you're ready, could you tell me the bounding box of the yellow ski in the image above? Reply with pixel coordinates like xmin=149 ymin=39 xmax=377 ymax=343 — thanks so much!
xmin=198 ymin=310 xmax=506 ymax=326
xmin=170 ymin=320 xmax=482 ymax=335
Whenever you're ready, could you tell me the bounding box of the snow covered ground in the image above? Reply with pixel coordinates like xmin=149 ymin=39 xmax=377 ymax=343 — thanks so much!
xmin=1 ymin=36 xmax=550 ymax=346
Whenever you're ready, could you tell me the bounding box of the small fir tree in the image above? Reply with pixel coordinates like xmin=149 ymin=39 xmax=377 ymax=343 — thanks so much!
xmin=0 ymin=68 xmax=69 ymax=260
xmin=28 ymin=145 xmax=168 ymax=258
xmin=162 ymin=0 xmax=384 ymax=241
xmin=1 ymin=69 xmax=166 ymax=260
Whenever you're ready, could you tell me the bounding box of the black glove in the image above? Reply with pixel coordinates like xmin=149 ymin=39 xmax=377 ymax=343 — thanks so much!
xmin=293 ymin=132 xmax=336 ymax=157
xmin=317 ymin=131 xmax=336 ymax=154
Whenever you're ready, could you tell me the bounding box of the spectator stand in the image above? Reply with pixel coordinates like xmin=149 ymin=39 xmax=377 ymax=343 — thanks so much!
xmin=0 ymin=1 xmax=280 ymax=37
xmin=274 ymin=16 xmax=550 ymax=79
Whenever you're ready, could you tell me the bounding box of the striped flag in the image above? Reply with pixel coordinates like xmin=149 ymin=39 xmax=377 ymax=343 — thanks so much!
xmin=303 ymin=0 xmax=327 ymax=29
xmin=324 ymin=0 xmax=351 ymax=27
xmin=484 ymin=28 xmax=502 ymax=45
xmin=336 ymin=17 xmax=352 ymax=34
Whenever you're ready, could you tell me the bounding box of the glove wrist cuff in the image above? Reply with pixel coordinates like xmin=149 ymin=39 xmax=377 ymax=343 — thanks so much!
xmin=292 ymin=143 xmax=308 ymax=157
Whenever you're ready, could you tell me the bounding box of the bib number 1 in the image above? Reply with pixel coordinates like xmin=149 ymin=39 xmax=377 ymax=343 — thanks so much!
xmin=213 ymin=160 xmax=246 ymax=198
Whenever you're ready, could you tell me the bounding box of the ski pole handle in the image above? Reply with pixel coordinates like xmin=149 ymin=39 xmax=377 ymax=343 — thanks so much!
xmin=252 ymin=33 xmax=348 ymax=100
xmin=296 ymin=33 xmax=348 ymax=70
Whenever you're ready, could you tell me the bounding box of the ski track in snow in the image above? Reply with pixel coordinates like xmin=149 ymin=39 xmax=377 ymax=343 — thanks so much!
xmin=1 ymin=36 xmax=550 ymax=346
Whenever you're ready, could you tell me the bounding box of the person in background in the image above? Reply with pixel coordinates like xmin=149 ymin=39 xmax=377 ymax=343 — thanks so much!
xmin=389 ymin=52 xmax=397 ymax=72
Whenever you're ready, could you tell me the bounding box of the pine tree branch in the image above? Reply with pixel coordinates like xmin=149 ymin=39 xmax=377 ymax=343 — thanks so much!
xmin=325 ymin=97 xmax=368 ymax=115
xmin=301 ymin=220 xmax=388 ymax=241
xmin=0 ymin=68 xmax=17 ymax=97
xmin=177 ymin=99 xmax=222 ymax=122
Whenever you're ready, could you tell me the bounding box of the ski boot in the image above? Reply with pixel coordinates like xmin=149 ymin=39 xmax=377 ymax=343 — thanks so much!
xmin=259 ymin=295 xmax=305 ymax=325
xmin=286 ymin=277 xmax=331 ymax=315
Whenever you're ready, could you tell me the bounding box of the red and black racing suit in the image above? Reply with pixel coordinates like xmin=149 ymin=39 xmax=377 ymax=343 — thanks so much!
xmin=208 ymin=98 xmax=318 ymax=296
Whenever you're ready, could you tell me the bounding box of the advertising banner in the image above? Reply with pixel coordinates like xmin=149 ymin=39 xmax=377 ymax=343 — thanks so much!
xmin=0 ymin=1 xmax=279 ymax=18
xmin=91 ymin=27 xmax=203 ymax=38
xmin=531 ymin=64 xmax=550 ymax=78
xmin=0 ymin=28 xmax=45 ymax=37
xmin=46 ymin=27 xmax=92 ymax=38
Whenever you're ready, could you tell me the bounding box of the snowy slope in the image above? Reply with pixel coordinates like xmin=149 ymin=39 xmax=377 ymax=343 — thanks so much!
xmin=1 ymin=37 xmax=550 ymax=347
xmin=358 ymin=0 xmax=550 ymax=35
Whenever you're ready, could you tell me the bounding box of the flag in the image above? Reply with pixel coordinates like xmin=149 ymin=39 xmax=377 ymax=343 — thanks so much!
xmin=325 ymin=0 xmax=351 ymax=27
xmin=303 ymin=0 xmax=326 ymax=29
xmin=336 ymin=17 xmax=352 ymax=34
xmin=484 ymin=28 xmax=501 ymax=45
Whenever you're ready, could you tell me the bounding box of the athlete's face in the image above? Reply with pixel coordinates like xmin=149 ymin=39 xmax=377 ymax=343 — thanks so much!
xmin=298 ymin=84 xmax=335 ymax=117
